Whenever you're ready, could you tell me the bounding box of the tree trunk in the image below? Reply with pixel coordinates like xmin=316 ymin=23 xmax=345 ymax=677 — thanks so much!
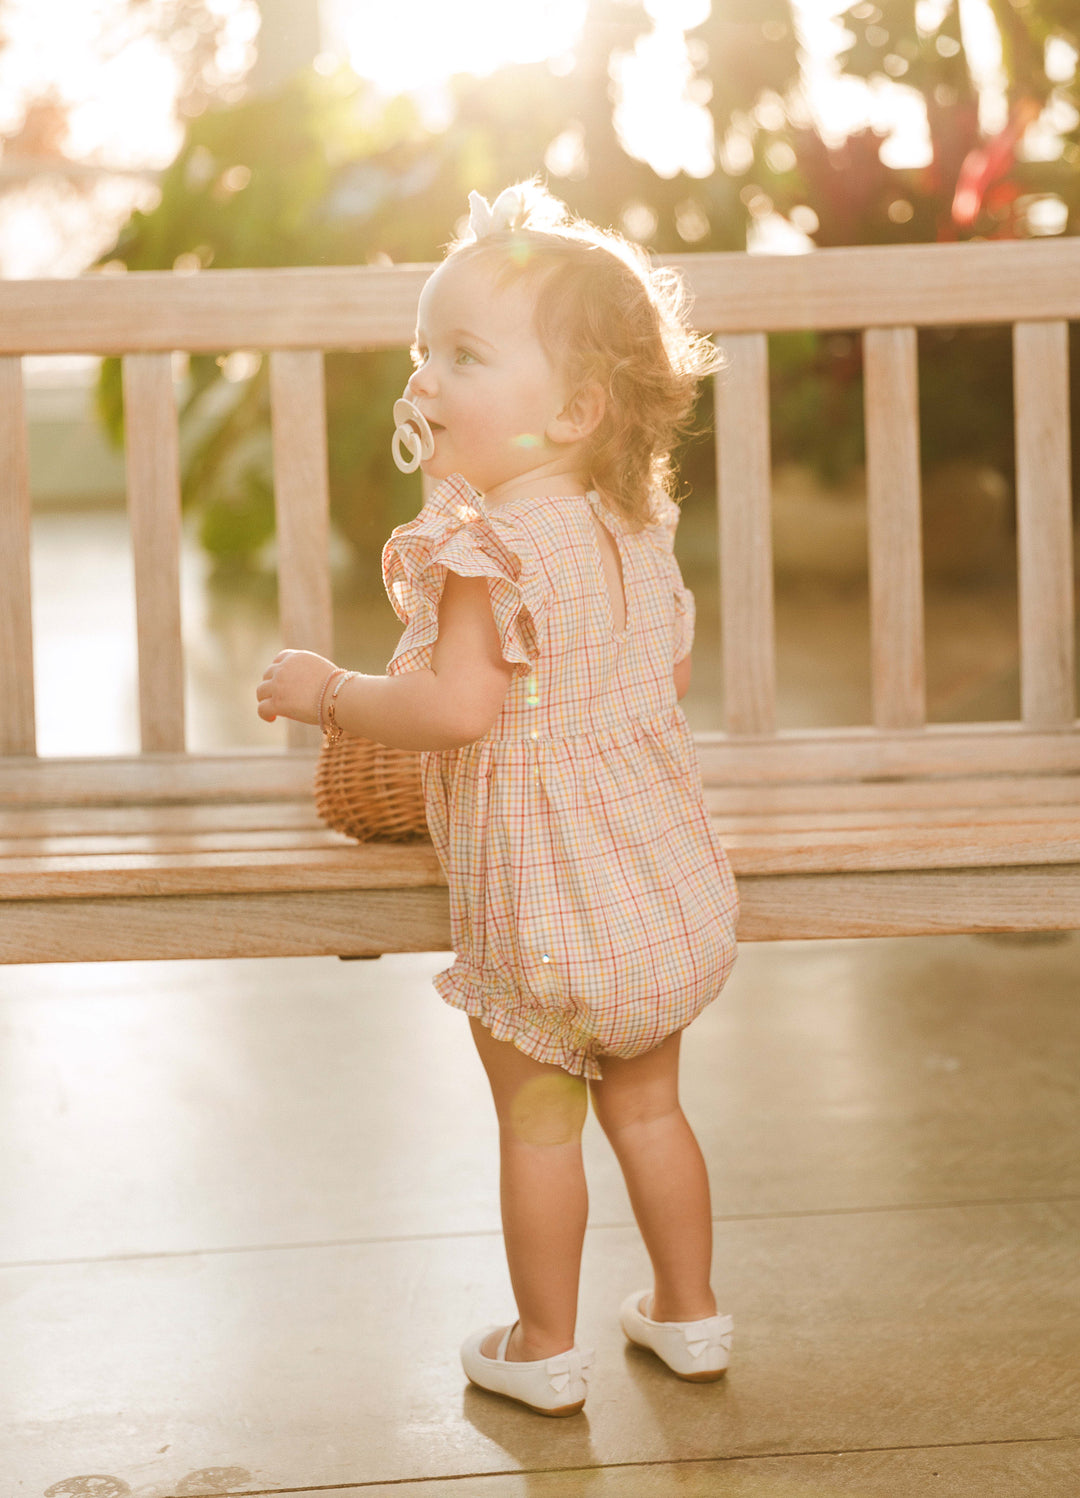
xmin=250 ymin=0 xmax=323 ymax=91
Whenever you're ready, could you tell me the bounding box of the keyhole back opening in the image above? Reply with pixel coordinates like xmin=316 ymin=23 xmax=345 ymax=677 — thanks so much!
xmin=589 ymin=509 xmax=627 ymax=637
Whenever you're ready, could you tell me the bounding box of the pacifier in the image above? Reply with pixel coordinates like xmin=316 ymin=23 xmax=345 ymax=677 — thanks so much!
xmin=392 ymin=398 xmax=435 ymax=474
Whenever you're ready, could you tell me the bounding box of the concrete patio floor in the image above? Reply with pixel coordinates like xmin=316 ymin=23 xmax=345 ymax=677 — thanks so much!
xmin=4 ymin=932 xmax=1079 ymax=1496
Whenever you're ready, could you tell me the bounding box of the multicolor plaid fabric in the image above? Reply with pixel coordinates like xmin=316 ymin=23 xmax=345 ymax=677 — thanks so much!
xmin=382 ymin=473 xmax=739 ymax=1080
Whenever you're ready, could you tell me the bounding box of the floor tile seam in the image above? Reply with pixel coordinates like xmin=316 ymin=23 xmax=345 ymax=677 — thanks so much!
xmin=5 ymin=1192 xmax=1080 ymax=1272
xmin=136 ymin=1434 xmax=1080 ymax=1498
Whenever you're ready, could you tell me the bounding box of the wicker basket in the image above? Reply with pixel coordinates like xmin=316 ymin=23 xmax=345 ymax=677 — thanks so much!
xmin=313 ymin=735 xmax=430 ymax=842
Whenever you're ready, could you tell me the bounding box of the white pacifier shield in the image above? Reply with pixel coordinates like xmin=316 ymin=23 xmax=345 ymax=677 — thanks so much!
xmin=392 ymin=398 xmax=435 ymax=474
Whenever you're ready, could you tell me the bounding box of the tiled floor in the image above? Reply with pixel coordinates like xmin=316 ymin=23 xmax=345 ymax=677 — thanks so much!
xmin=5 ymin=933 xmax=1079 ymax=1496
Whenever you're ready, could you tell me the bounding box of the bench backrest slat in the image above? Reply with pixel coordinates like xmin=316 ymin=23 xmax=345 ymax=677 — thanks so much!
xmin=0 ymin=357 xmax=37 ymax=756
xmin=269 ymin=350 xmax=334 ymax=749
xmin=122 ymin=353 xmax=186 ymax=751
xmin=680 ymin=240 xmax=1080 ymax=331
xmin=0 ymin=243 xmax=1077 ymax=356
xmin=8 ymin=244 xmax=1080 ymax=352
xmin=0 ymin=267 xmax=430 ymax=355
xmin=714 ymin=332 xmax=776 ymax=735
xmin=1012 ymin=320 xmax=1075 ymax=728
xmin=864 ymin=326 xmax=926 ymax=729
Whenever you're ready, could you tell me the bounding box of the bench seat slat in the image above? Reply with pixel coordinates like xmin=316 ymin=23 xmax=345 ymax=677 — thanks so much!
xmin=1 ymin=772 xmax=1075 ymax=839
xmin=2 ymin=809 xmax=1077 ymax=900
xmin=720 ymin=818 xmax=1080 ymax=874
xmin=694 ymin=728 xmax=1080 ymax=782
xmin=0 ymin=888 xmax=453 ymax=963
xmin=4 ymin=729 xmax=1080 ymax=809
xmin=1 ymin=800 xmax=1075 ymax=859
xmin=0 ymin=801 xmax=326 ymax=838
xmin=0 ymin=828 xmax=351 ymax=858
xmin=712 ymin=803 xmax=1080 ymax=832
xmin=734 ymin=865 xmax=1080 ymax=940
xmin=0 ymin=843 xmax=446 ymax=898
xmin=705 ymin=774 xmax=1080 ymax=814
xmin=0 ymin=751 xmax=322 ymax=805
xmin=3 ymin=863 xmax=1079 ymax=964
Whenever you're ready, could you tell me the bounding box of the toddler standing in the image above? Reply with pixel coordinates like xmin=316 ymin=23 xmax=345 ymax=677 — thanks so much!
xmin=257 ymin=181 xmax=740 ymax=1416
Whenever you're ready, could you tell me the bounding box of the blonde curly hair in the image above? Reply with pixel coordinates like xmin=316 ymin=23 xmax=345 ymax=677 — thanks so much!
xmin=446 ymin=180 xmax=720 ymax=531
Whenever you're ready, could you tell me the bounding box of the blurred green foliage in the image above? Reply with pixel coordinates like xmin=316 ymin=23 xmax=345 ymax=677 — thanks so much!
xmin=95 ymin=0 xmax=1079 ymax=569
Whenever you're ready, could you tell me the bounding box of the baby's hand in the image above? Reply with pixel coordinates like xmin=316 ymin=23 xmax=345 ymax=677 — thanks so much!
xmin=256 ymin=649 xmax=337 ymax=725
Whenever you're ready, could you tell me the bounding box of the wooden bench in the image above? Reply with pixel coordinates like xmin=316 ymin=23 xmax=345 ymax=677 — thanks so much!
xmin=2 ymin=239 xmax=1078 ymax=963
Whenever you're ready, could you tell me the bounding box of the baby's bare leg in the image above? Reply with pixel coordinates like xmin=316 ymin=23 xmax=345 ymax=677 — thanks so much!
xmin=469 ymin=1018 xmax=589 ymax=1361
xmin=589 ymin=1032 xmax=716 ymax=1323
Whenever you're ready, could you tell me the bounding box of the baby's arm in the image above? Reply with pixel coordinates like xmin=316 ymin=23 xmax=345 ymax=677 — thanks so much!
xmin=673 ymin=654 xmax=691 ymax=701
xmin=256 ymin=570 xmax=515 ymax=751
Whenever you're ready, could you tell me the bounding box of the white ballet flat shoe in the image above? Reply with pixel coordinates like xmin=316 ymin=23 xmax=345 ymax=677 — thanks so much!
xmin=460 ymin=1323 xmax=593 ymax=1416
xmin=619 ymin=1291 xmax=733 ymax=1382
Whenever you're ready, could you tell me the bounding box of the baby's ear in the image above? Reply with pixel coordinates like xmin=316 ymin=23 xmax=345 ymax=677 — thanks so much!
xmin=548 ymin=381 xmax=606 ymax=446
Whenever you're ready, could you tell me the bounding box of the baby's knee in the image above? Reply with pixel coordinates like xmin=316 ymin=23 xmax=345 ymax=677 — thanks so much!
xmin=588 ymin=1034 xmax=683 ymax=1134
xmin=590 ymin=1087 xmax=682 ymax=1139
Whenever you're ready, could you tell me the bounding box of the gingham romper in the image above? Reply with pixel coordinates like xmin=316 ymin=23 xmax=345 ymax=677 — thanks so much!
xmin=382 ymin=472 xmax=739 ymax=1080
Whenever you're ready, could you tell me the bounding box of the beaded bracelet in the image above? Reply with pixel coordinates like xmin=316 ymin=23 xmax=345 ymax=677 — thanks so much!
xmin=323 ymin=670 xmax=358 ymax=745
xmin=316 ymin=668 xmax=346 ymax=735
xmin=315 ymin=668 xmax=339 ymax=730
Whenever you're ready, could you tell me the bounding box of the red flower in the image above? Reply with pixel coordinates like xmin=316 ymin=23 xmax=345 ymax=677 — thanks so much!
xmin=951 ymin=97 xmax=1041 ymax=228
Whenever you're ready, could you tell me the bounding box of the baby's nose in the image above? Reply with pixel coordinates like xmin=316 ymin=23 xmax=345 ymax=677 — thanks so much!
xmin=406 ymin=364 xmax=434 ymax=400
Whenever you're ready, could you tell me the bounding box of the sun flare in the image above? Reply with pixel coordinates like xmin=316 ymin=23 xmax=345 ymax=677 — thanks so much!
xmin=327 ymin=0 xmax=589 ymax=97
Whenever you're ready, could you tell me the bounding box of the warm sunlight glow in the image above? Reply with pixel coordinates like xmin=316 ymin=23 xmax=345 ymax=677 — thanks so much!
xmin=328 ymin=0 xmax=935 ymax=178
xmin=326 ymin=0 xmax=588 ymax=97
xmin=613 ymin=0 xmax=715 ymax=180
xmin=796 ymin=0 xmax=931 ymax=167
xmin=0 ymin=0 xmax=256 ymax=276
xmin=327 ymin=0 xmax=721 ymax=180
xmin=0 ymin=0 xmax=211 ymax=168
xmin=0 ymin=0 xmax=1026 ymax=276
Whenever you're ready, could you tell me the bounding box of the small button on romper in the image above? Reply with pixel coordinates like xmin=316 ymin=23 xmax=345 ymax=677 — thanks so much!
xmin=382 ymin=473 xmax=739 ymax=1080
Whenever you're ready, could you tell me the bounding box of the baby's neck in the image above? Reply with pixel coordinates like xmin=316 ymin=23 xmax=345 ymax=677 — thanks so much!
xmin=481 ymin=465 xmax=590 ymax=510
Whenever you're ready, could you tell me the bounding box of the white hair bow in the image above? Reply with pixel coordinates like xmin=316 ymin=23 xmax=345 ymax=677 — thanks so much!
xmin=467 ymin=187 xmax=528 ymax=238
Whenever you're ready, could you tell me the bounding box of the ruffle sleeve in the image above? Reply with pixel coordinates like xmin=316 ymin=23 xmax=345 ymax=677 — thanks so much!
xmin=381 ymin=473 xmax=548 ymax=678
xmin=645 ymin=491 xmax=696 ymax=665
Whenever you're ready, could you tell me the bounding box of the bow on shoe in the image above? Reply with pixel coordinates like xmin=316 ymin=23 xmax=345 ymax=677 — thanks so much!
xmin=682 ymin=1318 xmax=734 ymax=1360
xmin=468 ymin=186 xmax=528 ymax=238
xmin=545 ymin=1347 xmax=593 ymax=1394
